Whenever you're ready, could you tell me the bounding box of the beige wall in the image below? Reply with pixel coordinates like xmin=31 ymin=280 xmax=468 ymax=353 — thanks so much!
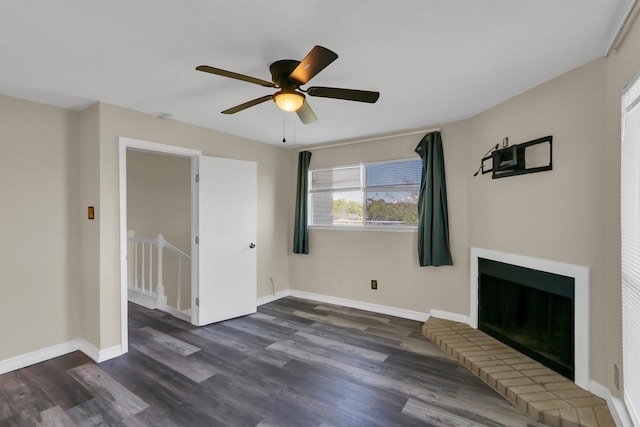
xmin=464 ymin=12 xmax=639 ymax=396
xmin=78 ymin=103 xmax=101 ymax=347
xmin=0 ymin=95 xmax=81 ymax=359
xmin=93 ymin=102 xmax=295 ymax=349
xmin=467 ymin=58 xmax=610 ymax=385
xmin=289 ymin=123 xmax=470 ymax=315
xmin=127 ymin=150 xmax=191 ymax=308
xmin=0 ymin=95 xmax=294 ymax=359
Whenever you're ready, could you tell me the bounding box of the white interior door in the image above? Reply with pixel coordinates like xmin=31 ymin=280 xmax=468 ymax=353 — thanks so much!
xmin=194 ymin=155 xmax=257 ymax=326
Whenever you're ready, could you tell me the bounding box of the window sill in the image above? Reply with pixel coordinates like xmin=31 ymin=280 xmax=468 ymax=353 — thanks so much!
xmin=309 ymin=225 xmax=418 ymax=233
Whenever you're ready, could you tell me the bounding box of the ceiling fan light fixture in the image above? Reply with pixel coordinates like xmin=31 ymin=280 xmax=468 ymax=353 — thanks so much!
xmin=273 ymin=89 xmax=305 ymax=112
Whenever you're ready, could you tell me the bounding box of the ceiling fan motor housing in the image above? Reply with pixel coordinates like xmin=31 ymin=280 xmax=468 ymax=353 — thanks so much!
xmin=270 ymin=59 xmax=302 ymax=89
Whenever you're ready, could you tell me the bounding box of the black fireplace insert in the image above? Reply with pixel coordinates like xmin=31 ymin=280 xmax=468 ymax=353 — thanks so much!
xmin=478 ymin=258 xmax=575 ymax=380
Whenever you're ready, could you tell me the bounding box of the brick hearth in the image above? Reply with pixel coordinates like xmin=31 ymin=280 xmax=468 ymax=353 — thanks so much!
xmin=422 ymin=317 xmax=615 ymax=427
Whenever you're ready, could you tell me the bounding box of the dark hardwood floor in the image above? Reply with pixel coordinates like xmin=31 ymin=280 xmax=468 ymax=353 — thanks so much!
xmin=0 ymin=297 xmax=544 ymax=426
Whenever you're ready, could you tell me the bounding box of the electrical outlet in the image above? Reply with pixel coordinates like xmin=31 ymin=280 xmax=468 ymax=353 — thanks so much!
xmin=371 ymin=280 xmax=378 ymax=290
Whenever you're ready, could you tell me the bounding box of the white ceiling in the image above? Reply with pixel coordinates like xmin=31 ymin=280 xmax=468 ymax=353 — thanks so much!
xmin=0 ymin=0 xmax=632 ymax=147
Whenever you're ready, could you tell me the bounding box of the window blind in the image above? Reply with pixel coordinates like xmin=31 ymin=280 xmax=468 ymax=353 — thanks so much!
xmin=620 ymin=71 xmax=640 ymax=427
xmin=310 ymin=166 xmax=361 ymax=192
xmin=308 ymin=159 xmax=421 ymax=227
xmin=366 ymin=160 xmax=421 ymax=189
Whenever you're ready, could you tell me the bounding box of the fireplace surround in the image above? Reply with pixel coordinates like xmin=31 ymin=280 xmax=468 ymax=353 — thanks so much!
xmin=470 ymin=248 xmax=590 ymax=390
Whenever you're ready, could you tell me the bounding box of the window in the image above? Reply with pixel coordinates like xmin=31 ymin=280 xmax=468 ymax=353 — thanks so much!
xmin=621 ymin=71 xmax=640 ymax=426
xmin=309 ymin=159 xmax=421 ymax=228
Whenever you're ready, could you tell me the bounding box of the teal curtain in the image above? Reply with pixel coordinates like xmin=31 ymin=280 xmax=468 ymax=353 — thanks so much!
xmin=293 ymin=151 xmax=312 ymax=254
xmin=415 ymin=132 xmax=453 ymax=266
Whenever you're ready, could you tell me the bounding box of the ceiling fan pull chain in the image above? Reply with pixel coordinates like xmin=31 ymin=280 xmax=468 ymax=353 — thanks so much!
xmin=282 ymin=110 xmax=287 ymax=143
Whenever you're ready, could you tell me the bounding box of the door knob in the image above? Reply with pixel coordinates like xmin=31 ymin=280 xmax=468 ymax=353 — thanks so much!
xmin=249 ymin=243 xmax=256 ymax=248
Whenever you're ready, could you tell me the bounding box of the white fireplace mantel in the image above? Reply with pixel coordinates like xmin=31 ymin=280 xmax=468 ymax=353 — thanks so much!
xmin=470 ymin=247 xmax=591 ymax=391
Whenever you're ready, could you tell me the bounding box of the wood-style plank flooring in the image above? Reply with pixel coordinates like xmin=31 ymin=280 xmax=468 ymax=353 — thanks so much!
xmin=0 ymin=297 xmax=544 ymax=426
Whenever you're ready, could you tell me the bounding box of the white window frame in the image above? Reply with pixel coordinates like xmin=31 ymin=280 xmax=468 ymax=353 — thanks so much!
xmin=308 ymin=158 xmax=420 ymax=232
xmin=621 ymin=70 xmax=640 ymax=427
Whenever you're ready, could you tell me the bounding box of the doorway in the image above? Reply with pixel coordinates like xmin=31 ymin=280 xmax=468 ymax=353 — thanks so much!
xmin=118 ymin=136 xmax=258 ymax=354
xmin=126 ymin=149 xmax=192 ymax=320
xmin=118 ymin=137 xmax=202 ymax=353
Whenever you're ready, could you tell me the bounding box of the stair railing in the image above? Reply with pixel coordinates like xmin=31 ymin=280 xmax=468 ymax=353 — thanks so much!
xmin=162 ymin=237 xmax=190 ymax=312
xmin=128 ymin=234 xmax=191 ymax=312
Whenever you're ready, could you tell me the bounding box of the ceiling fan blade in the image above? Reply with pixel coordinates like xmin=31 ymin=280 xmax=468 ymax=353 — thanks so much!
xmin=289 ymin=45 xmax=338 ymax=85
xmin=196 ymin=65 xmax=276 ymax=88
xmin=296 ymin=100 xmax=318 ymax=124
xmin=307 ymin=86 xmax=380 ymax=103
xmin=221 ymin=95 xmax=273 ymax=114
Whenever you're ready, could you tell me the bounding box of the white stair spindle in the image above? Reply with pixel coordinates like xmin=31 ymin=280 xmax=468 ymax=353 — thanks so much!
xmin=156 ymin=234 xmax=165 ymax=303
xmin=141 ymin=243 xmax=146 ymax=292
xmin=177 ymin=257 xmax=182 ymax=312
xmin=149 ymin=242 xmax=153 ymax=293
xmin=134 ymin=242 xmax=139 ymax=290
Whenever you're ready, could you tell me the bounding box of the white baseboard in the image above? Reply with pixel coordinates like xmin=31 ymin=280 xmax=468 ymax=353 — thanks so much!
xmin=128 ymin=288 xmax=160 ymax=309
xmin=589 ymin=380 xmax=634 ymax=427
xmin=159 ymin=304 xmax=191 ymax=322
xmin=95 ymin=344 xmax=125 ymax=363
xmin=77 ymin=339 xmax=124 ymax=363
xmin=288 ymin=290 xmax=429 ymax=322
xmin=257 ymin=289 xmax=291 ymax=306
xmin=76 ymin=339 xmax=100 ymax=362
xmin=0 ymin=339 xmax=125 ymax=375
xmin=0 ymin=340 xmax=80 ymax=375
xmin=429 ymin=309 xmax=472 ymax=326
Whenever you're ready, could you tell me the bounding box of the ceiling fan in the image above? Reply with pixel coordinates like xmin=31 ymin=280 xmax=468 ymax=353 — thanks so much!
xmin=196 ymin=45 xmax=380 ymax=124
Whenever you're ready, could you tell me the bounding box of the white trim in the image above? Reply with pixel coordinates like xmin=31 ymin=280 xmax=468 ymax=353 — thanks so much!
xmin=118 ymin=137 xmax=203 ymax=355
xmin=589 ymin=380 xmax=635 ymax=427
xmin=120 ymin=137 xmax=202 ymax=157
xmin=308 ymin=158 xmax=422 ymax=230
xmin=0 ymin=339 xmax=125 ymax=375
xmin=257 ymin=288 xmax=430 ymax=321
xmin=289 ymin=290 xmax=429 ymax=322
xmin=118 ymin=139 xmax=129 ymax=354
xmin=257 ymin=289 xmax=291 ymax=306
xmin=470 ymin=247 xmax=591 ymax=391
xmin=0 ymin=341 xmax=80 ymax=375
xmin=613 ymin=396 xmax=635 ymax=427
xmin=76 ymin=340 xmax=123 ymax=363
xmin=127 ymin=288 xmax=161 ymax=309
xmin=158 ymin=305 xmax=191 ymax=322
xmin=430 ymin=309 xmax=471 ymax=325
xmin=302 ymin=127 xmax=441 ymax=151
xmin=95 ymin=345 xmax=125 ymax=363
xmin=310 ymin=225 xmax=417 ymax=233
xmin=190 ymin=156 xmax=200 ymax=326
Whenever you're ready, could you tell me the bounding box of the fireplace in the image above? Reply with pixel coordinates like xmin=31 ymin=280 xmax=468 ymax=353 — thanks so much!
xmin=470 ymin=248 xmax=590 ymax=390
xmin=478 ymin=258 xmax=574 ymax=380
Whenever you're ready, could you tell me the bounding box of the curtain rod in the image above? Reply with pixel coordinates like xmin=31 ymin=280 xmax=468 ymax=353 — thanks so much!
xmin=299 ymin=127 xmax=442 ymax=152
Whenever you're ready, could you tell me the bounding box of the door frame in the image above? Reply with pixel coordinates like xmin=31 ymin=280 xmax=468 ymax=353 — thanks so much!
xmin=118 ymin=136 xmax=202 ymax=353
